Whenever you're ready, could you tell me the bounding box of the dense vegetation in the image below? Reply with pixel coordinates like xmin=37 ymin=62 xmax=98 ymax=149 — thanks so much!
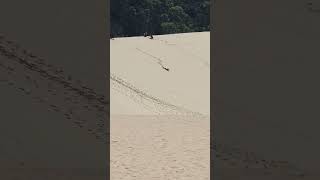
xmin=111 ymin=0 xmax=210 ymax=37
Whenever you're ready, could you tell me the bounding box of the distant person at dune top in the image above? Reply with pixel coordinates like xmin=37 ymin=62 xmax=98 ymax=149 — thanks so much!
xmin=149 ymin=34 xmax=153 ymax=39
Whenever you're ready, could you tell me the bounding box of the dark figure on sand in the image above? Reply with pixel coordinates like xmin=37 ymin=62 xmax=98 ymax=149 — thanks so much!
xmin=162 ymin=66 xmax=169 ymax=71
xmin=143 ymin=32 xmax=153 ymax=39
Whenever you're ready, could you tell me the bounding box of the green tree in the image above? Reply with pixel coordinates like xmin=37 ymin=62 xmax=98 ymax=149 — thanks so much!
xmin=110 ymin=0 xmax=210 ymax=37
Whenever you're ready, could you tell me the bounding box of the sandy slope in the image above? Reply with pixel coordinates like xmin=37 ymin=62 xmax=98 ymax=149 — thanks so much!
xmin=110 ymin=32 xmax=210 ymax=180
xmin=111 ymin=115 xmax=209 ymax=180
xmin=111 ymin=32 xmax=210 ymax=115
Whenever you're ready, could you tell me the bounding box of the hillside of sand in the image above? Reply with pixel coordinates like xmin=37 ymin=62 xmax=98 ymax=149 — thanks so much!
xmin=110 ymin=32 xmax=210 ymax=180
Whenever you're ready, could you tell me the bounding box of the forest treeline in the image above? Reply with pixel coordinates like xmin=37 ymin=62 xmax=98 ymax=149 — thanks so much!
xmin=111 ymin=0 xmax=210 ymax=37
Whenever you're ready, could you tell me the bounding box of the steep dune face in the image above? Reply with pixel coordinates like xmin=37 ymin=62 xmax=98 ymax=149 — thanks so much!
xmin=111 ymin=32 xmax=210 ymax=116
xmin=110 ymin=32 xmax=210 ymax=180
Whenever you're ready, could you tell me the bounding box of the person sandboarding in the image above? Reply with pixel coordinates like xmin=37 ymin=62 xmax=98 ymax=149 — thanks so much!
xmin=161 ymin=65 xmax=169 ymax=71
xmin=163 ymin=67 xmax=169 ymax=71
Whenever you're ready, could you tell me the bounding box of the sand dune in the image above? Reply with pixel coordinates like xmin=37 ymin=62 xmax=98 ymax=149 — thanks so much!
xmin=110 ymin=32 xmax=210 ymax=179
xmin=111 ymin=32 xmax=210 ymax=116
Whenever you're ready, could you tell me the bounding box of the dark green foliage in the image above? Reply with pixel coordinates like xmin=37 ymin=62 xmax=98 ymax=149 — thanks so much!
xmin=111 ymin=0 xmax=210 ymax=37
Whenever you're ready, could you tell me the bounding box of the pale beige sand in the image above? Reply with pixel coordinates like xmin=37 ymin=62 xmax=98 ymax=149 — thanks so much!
xmin=110 ymin=32 xmax=210 ymax=179
xmin=111 ymin=115 xmax=209 ymax=180
xmin=111 ymin=32 xmax=210 ymax=115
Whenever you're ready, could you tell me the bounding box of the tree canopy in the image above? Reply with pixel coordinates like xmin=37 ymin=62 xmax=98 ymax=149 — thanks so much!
xmin=111 ymin=0 xmax=210 ymax=37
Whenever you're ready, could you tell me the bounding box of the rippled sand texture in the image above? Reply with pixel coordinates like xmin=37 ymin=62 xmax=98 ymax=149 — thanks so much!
xmin=0 ymin=34 xmax=107 ymax=179
xmin=111 ymin=32 xmax=210 ymax=180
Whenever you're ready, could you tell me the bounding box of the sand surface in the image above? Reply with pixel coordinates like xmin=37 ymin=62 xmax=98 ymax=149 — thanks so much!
xmin=111 ymin=115 xmax=209 ymax=180
xmin=110 ymin=32 xmax=210 ymax=179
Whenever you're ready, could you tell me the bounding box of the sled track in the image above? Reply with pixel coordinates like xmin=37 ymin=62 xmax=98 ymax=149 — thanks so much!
xmin=135 ymin=48 xmax=170 ymax=70
xmin=110 ymin=72 xmax=206 ymax=119
xmin=0 ymin=34 xmax=108 ymax=144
